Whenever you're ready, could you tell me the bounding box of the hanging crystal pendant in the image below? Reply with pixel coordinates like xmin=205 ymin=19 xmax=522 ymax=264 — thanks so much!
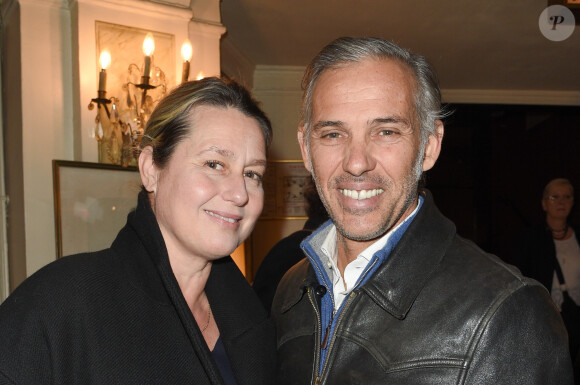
xmin=96 ymin=120 xmax=104 ymax=141
xmin=94 ymin=115 xmax=103 ymax=140
xmin=110 ymin=98 xmax=120 ymax=123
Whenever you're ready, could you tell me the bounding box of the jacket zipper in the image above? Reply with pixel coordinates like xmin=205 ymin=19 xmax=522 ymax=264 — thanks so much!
xmin=314 ymin=292 xmax=355 ymax=384
xmin=307 ymin=287 xmax=323 ymax=384
xmin=308 ymin=260 xmax=335 ymax=377
xmin=313 ymin=257 xmax=379 ymax=384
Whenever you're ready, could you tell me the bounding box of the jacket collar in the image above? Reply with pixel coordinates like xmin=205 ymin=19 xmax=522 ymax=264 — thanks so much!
xmin=361 ymin=190 xmax=455 ymax=319
xmin=110 ymin=190 xmax=174 ymax=305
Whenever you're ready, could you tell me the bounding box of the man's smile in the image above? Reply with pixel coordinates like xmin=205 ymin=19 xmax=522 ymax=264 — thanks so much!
xmin=338 ymin=188 xmax=384 ymax=200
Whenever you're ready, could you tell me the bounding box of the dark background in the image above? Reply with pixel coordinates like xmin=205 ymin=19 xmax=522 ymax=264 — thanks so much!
xmin=426 ymin=104 xmax=580 ymax=266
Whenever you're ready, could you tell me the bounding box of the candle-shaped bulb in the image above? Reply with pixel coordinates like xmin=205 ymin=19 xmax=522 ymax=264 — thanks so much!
xmin=181 ymin=40 xmax=192 ymax=62
xmin=100 ymin=51 xmax=111 ymax=70
xmin=181 ymin=40 xmax=192 ymax=83
xmin=142 ymin=33 xmax=155 ymax=77
xmin=98 ymin=51 xmax=110 ymax=93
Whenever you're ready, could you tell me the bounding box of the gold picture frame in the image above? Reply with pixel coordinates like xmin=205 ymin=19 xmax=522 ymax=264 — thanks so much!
xmin=52 ymin=160 xmax=142 ymax=258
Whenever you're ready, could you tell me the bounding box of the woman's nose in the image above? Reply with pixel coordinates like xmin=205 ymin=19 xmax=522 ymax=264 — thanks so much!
xmin=223 ymin=174 xmax=249 ymax=206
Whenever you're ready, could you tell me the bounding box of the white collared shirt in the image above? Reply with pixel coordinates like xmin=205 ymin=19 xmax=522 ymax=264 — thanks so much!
xmin=320 ymin=202 xmax=422 ymax=310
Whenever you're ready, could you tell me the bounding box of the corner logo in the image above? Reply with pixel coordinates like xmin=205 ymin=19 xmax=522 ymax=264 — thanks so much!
xmin=539 ymin=5 xmax=576 ymax=41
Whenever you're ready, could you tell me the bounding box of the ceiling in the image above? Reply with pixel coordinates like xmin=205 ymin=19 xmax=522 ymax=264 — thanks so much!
xmin=219 ymin=0 xmax=580 ymax=93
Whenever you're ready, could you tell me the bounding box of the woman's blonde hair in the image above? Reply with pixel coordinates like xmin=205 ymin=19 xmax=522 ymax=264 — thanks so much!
xmin=140 ymin=77 xmax=272 ymax=169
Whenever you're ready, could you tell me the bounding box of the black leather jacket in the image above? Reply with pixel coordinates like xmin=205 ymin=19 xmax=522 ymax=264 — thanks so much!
xmin=272 ymin=191 xmax=573 ymax=385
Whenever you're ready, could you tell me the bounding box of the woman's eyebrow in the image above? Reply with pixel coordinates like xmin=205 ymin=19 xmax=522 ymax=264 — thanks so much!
xmin=200 ymin=145 xmax=235 ymax=159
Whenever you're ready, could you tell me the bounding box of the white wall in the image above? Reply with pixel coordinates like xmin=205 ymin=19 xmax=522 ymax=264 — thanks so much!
xmin=253 ymin=65 xmax=304 ymax=161
xmin=19 ymin=0 xmax=74 ymax=281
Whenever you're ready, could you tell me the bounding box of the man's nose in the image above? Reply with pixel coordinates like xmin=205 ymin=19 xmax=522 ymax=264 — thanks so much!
xmin=342 ymin=136 xmax=375 ymax=176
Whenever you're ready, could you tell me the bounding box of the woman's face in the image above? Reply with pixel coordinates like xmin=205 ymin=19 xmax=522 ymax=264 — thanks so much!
xmin=542 ymin=183 xmax=574 ymax=221
xmin=145 ymin=105 xmax=267 ymax=262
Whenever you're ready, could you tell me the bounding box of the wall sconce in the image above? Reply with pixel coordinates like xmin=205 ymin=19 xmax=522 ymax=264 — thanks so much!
xmin=88 ymin=35 xmax=193 ymax=166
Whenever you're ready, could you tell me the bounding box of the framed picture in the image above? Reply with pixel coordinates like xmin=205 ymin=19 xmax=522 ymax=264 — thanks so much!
xmin=52 ymin=160 xmax=142 ymax=258
xmin=261 ymin=160 xmax=310 ymax=218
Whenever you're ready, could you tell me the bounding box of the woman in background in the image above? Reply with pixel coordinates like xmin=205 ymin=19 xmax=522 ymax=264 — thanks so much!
xmin=0 ymin=77 xmax=276 ymax=384
xmin=516 ymin=178 xmax=580 ymax=382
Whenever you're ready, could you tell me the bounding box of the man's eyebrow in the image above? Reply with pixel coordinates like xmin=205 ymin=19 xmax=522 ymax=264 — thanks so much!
xmin=371 ymin=116 xmax=412 ymax=126
xmin=313 ymin=120 xmax=344 ymax=130
xmin=313 ymin=117 xmax=412 ymax=131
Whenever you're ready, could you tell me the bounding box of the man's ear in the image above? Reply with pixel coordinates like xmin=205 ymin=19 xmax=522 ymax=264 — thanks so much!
xmin=297 ymin=126 xmax=311 ymax=172
xmin=422 ymin=120 xmax=444 ymax=172
xmin=139 ymin=146 xmax=158 ymax=193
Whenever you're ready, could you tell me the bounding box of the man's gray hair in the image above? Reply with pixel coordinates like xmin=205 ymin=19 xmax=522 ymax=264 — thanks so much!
xmin=301 ymin=37 xmax=447 ymax=147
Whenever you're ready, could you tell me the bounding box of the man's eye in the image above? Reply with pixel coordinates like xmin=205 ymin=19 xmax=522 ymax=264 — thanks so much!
xmin=206 ymin=161 xmax=224 ymax=170
xmin=322 ymin=132 xmax=341 ymax=139
xmin=379 ymin=129 xmax=396 ymax=136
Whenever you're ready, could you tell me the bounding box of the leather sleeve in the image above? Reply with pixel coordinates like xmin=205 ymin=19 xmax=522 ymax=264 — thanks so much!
xmin=464 ymin=282 xmax=573 ymax=384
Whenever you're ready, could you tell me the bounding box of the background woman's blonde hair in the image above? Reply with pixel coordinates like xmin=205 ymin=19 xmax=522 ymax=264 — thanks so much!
xmin=543 ymin=178 xmax=574 ymax=199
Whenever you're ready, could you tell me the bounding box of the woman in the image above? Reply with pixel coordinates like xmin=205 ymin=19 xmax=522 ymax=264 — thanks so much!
xmin=516 ymin=178 xmax=580 ymax=380
xmin=0 ymin=78 xmax=276 ymax=384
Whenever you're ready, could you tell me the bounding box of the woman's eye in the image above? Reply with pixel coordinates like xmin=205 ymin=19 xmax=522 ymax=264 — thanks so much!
xmin=244 ymin=171 xmax=263 ymax=182
xmin=206 ymin=160 xmax=224 ymax=170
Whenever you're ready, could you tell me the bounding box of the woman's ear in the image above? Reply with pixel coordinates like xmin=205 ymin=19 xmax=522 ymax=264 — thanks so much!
xmin=541 ymin=198 xmax=548 ymax=212
xmin=139 ymin=147 xmax=158 ymax=193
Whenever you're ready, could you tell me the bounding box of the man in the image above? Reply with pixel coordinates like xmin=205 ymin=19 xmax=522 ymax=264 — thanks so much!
xmin=271 ymin=37 xmax=573 ymax=384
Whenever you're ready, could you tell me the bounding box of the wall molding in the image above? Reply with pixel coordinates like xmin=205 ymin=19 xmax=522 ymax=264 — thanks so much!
xmin=252 ymin=65 xmax=580 ymax=106
xmin=189 ymin=18 xmax=226 ymax=38
xmin=16 ymin=0 xmax=63 ymax=8
xmin=70 ymin=0 xmax=193 ymax=20
xmin=442 ymin=89 xmax=580 ymax=106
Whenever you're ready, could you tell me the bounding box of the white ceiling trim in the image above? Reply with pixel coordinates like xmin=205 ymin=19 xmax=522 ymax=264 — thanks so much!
xmin=442 ymin=89 xmax=580 ymax=106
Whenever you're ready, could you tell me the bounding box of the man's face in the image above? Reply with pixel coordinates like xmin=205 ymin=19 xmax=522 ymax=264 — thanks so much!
xmin=298 ymin=58 xmax=442 ymax=248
